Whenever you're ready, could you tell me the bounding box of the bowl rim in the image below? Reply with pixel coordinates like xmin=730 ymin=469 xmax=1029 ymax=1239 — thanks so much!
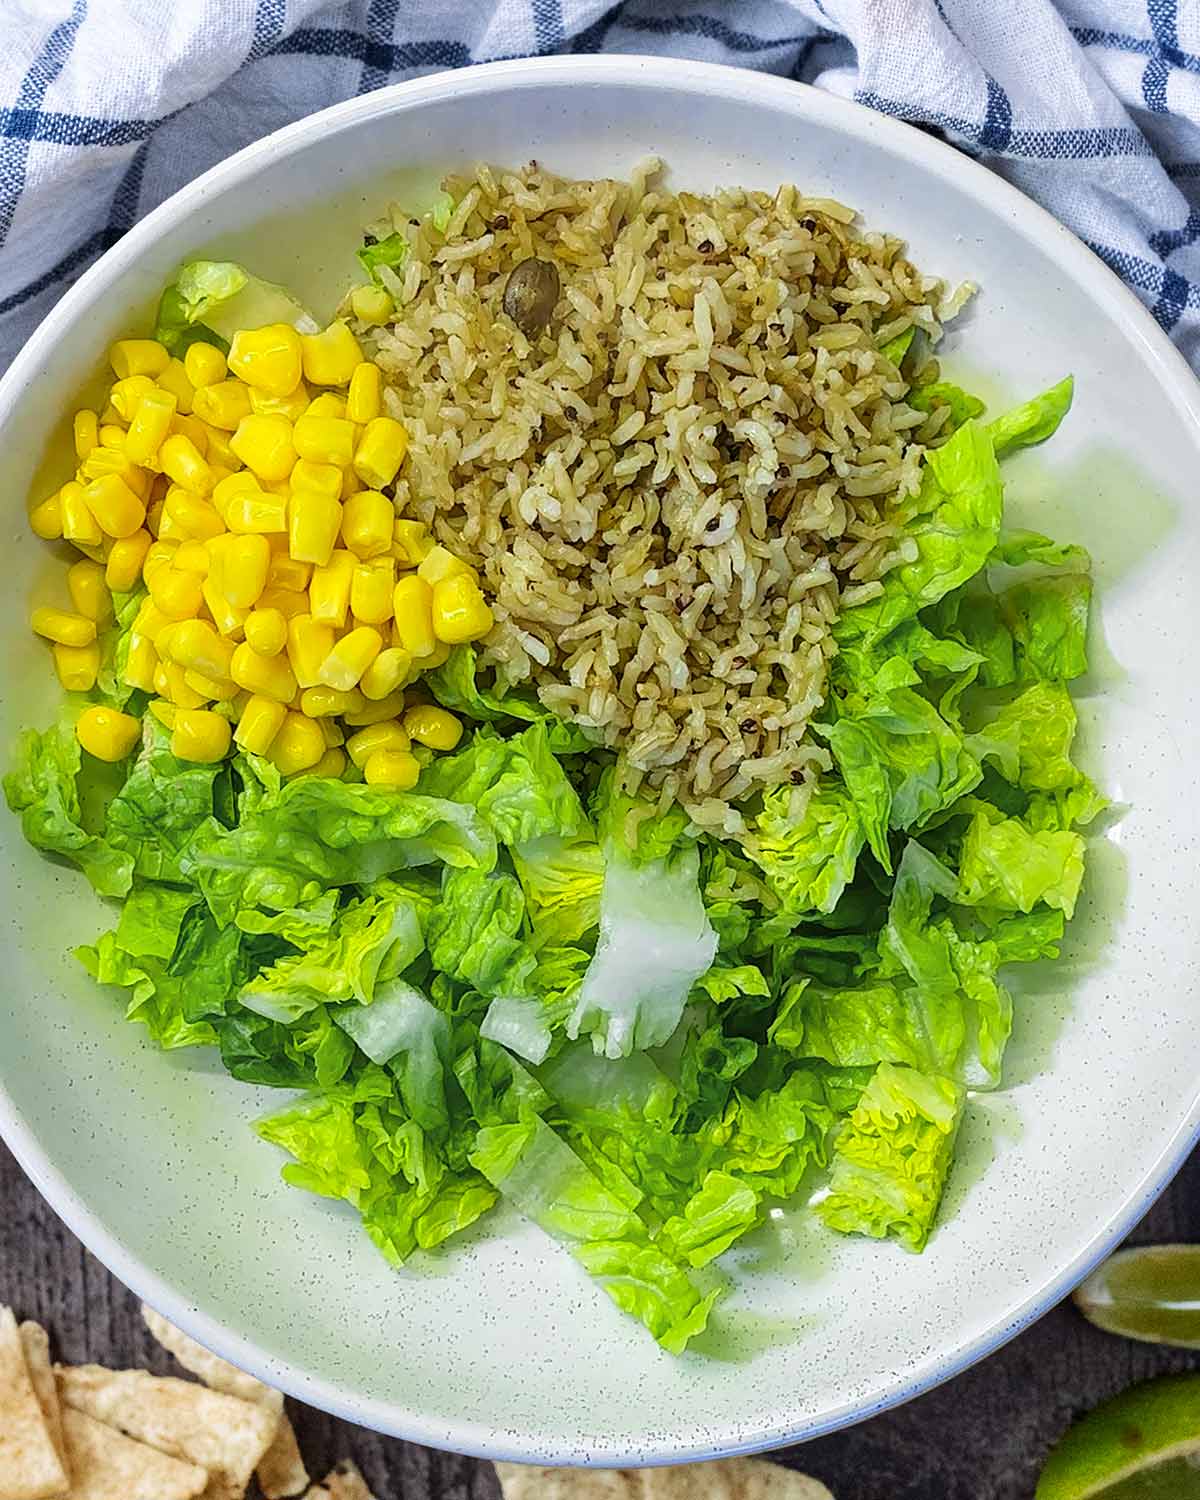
xmin=3 ymin=51 xmax=1200 ymax=1467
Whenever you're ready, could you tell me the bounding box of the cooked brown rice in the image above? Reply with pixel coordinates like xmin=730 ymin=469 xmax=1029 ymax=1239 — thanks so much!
xmin=350 ymin=160 xmax=971 ymax=833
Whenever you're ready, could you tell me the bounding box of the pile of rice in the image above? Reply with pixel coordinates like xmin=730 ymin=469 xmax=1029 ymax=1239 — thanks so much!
xmin=352 ymin=160 xmax=971 ymax=833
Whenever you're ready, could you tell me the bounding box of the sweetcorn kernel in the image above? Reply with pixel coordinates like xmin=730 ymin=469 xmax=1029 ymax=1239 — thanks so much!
xmin=77 ymin=705 xmax=141 ymax=761
xmin=184 ymin=342 xmax=227 ymax=388
xmin=230 ymin=413 xmax=297 ymax=484
xmin=363 ymin=748 xmax=420 ymax=789
xmin=228 ymin=323 xmax=303 ymax=398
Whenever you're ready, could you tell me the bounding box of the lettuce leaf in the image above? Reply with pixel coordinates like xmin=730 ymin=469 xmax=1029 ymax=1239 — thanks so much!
xmin=908 ymin=381 xmax=985 ymax=432
xmin=427 ymin=866 xmax=534 ymax=995
xmin=4 ymin=723 xmax=133 ymax=897
xmin=426 ymin=645 xmax=596 ymax=753
xmin=746 ymin=784 xmax=864 ymax=916
xmin=510 ymin=834 xmax=603 ymax=946
xmin=957 ymin=805 xmax=1085 ymax=917
xmin=817 ymin=1062 xmax=965 ymax=1251
xmin=987 ymin=375 xmax=1073 ymax=458
xmin=153 ymin=259 xmax=317 ymax=355
xmin=104 ymin=721 xmax=224 ymax=886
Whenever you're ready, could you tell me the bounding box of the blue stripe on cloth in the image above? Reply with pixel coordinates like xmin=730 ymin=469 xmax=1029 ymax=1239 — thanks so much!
xmin=0 ymin=135 xmax=148 ymax=317
xmin=532 ymin=0 xmax=565 ymax=54
xmin=856 ymin=91 xmax=1153 ymax=158
xmin=270 ymin=25 xmax=471 ymax=74
xmin=1153 ymin=266 xmax=1191 ymax=330
xmin=0 ymin=109 xmax=158 ymax=148
xmin=572 ymin=3 xmax=625 ymax=54
xmin=358 ymin=0 xmax=403 ymax=95
xmin=1149 ymin=209 xmax=1200 ymax=256
xmin=1072 ymin=24 xmax=1200 ymax=72
xmin=1086 ymin=237 xmax=1200 ymax=310
xmin=1144 ymin=0 xmax=1182 ymax=113
xmin=0 ymin=0 xmax=88 ymax=249
xmin=607 ymin=11 xmax=817 ymax=54
xmin=247 ymin=0 xmax=289 ymax=63
xmin=980 ymin=76 xmax=1013 ymax=152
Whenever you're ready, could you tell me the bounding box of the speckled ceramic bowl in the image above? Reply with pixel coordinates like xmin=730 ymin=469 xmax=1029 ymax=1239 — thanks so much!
xmin=2 ymin=55 xmax=1199 ymax=1467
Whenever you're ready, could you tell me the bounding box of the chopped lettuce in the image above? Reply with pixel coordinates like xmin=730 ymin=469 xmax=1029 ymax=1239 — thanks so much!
xmin=746 ymin=785 xmax=865 ymax=915
xmin=153 ymin=259 xmax=317 ymax=354
xmin=988 ymin=375 xmax=1073 ymax=458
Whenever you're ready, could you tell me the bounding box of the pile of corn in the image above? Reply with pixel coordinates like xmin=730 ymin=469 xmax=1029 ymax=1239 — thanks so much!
xmin=26 ymin=319 xmax=494 ymax=787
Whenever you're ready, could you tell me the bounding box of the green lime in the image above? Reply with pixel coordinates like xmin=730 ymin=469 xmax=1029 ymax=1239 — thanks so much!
xmin=1075 ymin=1247 xmax=1200 ymax=1348
xmin=1037 ymin=1374 xmax=1200 ymax=1498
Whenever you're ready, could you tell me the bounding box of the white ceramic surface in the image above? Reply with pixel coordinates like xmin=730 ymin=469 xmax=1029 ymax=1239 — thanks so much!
xmin=2 ymin=56 xmax=1199 ymax=1467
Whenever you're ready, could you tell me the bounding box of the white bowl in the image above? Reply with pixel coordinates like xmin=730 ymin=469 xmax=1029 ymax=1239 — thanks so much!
xmin=3 ymin=55 xmax=1200 ymax=1467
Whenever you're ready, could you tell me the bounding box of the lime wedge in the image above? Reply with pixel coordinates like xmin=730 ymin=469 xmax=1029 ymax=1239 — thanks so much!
xmin=1037 ymin=1374 xmax=1200 ymax=1498
xmin=1075 ymin=1246 xmax=1200 ymax=1347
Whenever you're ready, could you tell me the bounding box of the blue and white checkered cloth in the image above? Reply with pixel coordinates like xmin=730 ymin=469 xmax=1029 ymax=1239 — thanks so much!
xmin=2 ymin=0 xmax=1199 ymax=370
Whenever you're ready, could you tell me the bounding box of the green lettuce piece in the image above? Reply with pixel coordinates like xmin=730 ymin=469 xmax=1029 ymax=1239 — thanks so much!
xmin=677 ymin=1020 xmax=758 ymax=1127
xmin=104 ymin=721 xmax=225 ymax=886
xmin=4 ymin=723 xmax=133 ymax=897
xmin=746 ymin=785 xmax=865 ymax=916
xmin=835 ymin=420 xmax=1003 ymax=648
xmin=878 ymin=327 xmax=915 ymax=365
xmin=427 ymin=866 xmax=534 ymax=995
xmin=592 ymin=769 xmax=695 ymax=865
xmin=190 ymin=778 xmax=495 ymax=925
xmin=991 ymin=530 xmax=1090 ymax=570
xmin=718 ymin=1068 xmax=840 ymax=1199
xmin=257 ymin=1095 xmax=372 ymax=1202
xmin=357 ymin=232 xmax=410 ymax=283
xmin=908 ymin=381 xmax=986 ymax=432
xmin=469 ymin=1115 xmax=719 ymax=1353
xmin=659 ymin=1170 xmax=759 ymax=1267
xmin=836 ymin=618 xmax=983 ymax=700
xmin=77 ymin=931 xmax=218 ymax=1050
xmin=957 ymin=805 xmax=1086 ymax=917
xmin=153 ymin=260 xmax=317 ymax=355
xmin=969 ymin=681 xmax=1105 ymax=831
xmin=418 ymin=723 xmax=589 ymax=848
xmin=426 ymin=645 xmax=596 ymax=753
xmin=569 ymin=842 xmax=717 ymax=1059
xmin=826 ymin=686 xmax=981 ymax=871
xmin=338 ymin=979 xmax=452 ymax=1132
xmin=212 ymin=1006 xmax=356 ymax=1089
xmin=817 ymin=1062 xmax=965 ymax=1251
xmin=926 ymin=583 xmax=1017 ymax=690
xmin=479 ymin=995 xmax=558 ymax=1065
xmin=510 ymin=834 xmax=603 ymax=946
xmin=959 ymin=907 xmax=1066 ymax=962
xmin=115 ymin=882 xmax=198 ymax=960
xmin=988 ymin=376 xmax=1073 ymax=458
xmin=95 ymin=588 xmax=144 ymax=710
xmin=1004 ymin=574 xmax=1091 ymax=684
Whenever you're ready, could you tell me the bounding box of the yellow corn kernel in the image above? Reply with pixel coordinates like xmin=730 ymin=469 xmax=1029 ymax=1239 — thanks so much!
xmin=171 ymin=708 xmax=232 ymax=763
xmin=99 ymin=401 xmax=121 ymax=425
xmin=210 ymin=469 xmax=258 ymax=517
xmin=118 ymin=632 xmax=157 ymax=693
xmin=156 ymin=357 xmax=195 ymax=414
xmin=73 ymin=409 xmax=99 ymax=460
xmin=353 ymin=416 xmax=408 ymax=489
xmin=142 ymin=539 xmax=178 ymax=584
xmin=123 ymin=388 xmax=177 ymax=465
xmin=67 ymin=559 xmax=112 ymax=624
xmin=268 ymin=713 xmax=326 ymax=776
xmin=109 ymin=374 xmax=157 ymax=422
xmin=159 ymin=433 xmax=213 ymax=495
xmin=230 ymin=413 xmax=296 ymax=484
xmin=256 ymin=585 xmax=310 ymax=621
xmin=308 ymin=549 xmax=356 ymax=626
xmin=318 ymin=625 xmax=382 ymax=692
xmin=300 ymin=320 xmax=363 ymax=387
xmin=192 ymin=378 xmax=253 ymax=432
xmin=286 ymin=614 xmax=335 ymax=688
xmin=305 ymin=392 xmax=347 ymax=420
xmin=202 ymin=425 xmax=237 ymax=468
xmin=267 ymin=553 xmax=311 ymax=592
xmin=350 ymin=557 xmax=395 ymax=625
xmin=244 ymin=607 xmax=287 ymax=656
xmin=288 ymin=491 xmax=342 ymax=567
xmin=290 ymin=458 xmax=342 ymax=502
xmin=360 ymin=646 xmax=412 ymax=701
xmin=346 ymin=361 xmax=382 ymax=424
xmin=228 ymin=323 xmax=303 ymax=397
xmin=109 ymin=338 xmax=170 ymax=380
xmin=341 ymin=489 xmax=393 ymax=560
xmin=99 ymin=423 xmax=127 ymax=449
xmin=31 ymin=607 xmax=96 ymax=648
xmin=52 ymin=641 xmax=100 ymax=693
xmin=185 ymin=669 xmax=236 ymax=700
xmin=77 ymin=705 xmax=141 ymax=761
xmin=299 ymin=685 xmax=366 ymax=718
xmin=134 ymin=597 xmax=176 ymax=642
xmin=78 ymin=449 xmax=143 ymax=495
xmin=173 ymin=539 xmax=210 ymax=576
xmin=148 ymin=565 xmax=205 ymax=621
xmin=318 ymin=716 xmax=345 ymax=749
xmin=392 ymin=574 xmax=437 ymax=658
xmin=231 ymin=641 xmax=297 ymax=702
xmin=343 ymin=689 xmax=406 ymax=727
xmin=292 ymin=413 xmax=356 ymax=467
xmin=346 ymin=719 xmax=410 ymax=767
xmin=201 ymin=576 xmax=248 ymax=639
xmin=105 ymin=528 xmax=153 ymax=591
xmin=158 ymin=618 xmax=236 ymax=678
xmin=155 ymin=659 xmax=207 ymax=708
xmin=225 ymin=491 xmax=287 ymax=534
xmin=363 ymin=748 xmax=420 ymax=789
xmin=29 ymin=491 xmax=63 ymax=540
xmin=222 ymin=533 xmax=270 ymax=609
xmin=417 ymin=544 xmax=476 ymax=587
xmin=350 ymin=284 xmax=394 ymax=325
xmin=169 ymin=413 xmax=211 ymax=455
xmin=148 ymin=699 xmax=177 ymax=729
xmin=234 ymin=694 xmax=287 ymax=755
xmin=427 ymin=641 xmax=451 ymax=671
xmin=431 ymin=573 xmax=493 ymax=645
xmin=392 ymin=518 xmax=433 ymax=566
xmin=82 ymin=473 xmax=145 ymax=539
xmin=340 ymin=465 xmax=366 ymax=500
xmin=303 ymin=747 xmax=347 ymax=779
xmin=248 ymin=381 xmax=310 ymax=423
xmin=163 ymin=491 xmax=225 ymax=542
xmin=184 ymin=342 xmax=227 ymax=388
xmin=403 ymin=703 xmax=463 ymax=751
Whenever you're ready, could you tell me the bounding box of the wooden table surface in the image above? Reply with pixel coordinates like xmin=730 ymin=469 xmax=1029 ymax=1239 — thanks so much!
xmin=3 ymin=1136 xmax=1198 ymax=1500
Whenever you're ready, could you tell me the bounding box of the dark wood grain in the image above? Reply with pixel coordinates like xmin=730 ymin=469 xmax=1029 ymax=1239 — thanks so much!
xmin=3 ymin=1134 xmax=1198 ymax=1500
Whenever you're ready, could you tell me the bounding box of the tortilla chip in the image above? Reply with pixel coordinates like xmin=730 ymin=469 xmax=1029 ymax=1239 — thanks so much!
xmin=60 ymin=1407 xmax=208 ymax=1500
xmin=0 ymin=1306 xmax=69 ymax=1500
xmin=493 ymin=1457 xmax=834 ymax=1500
xmin=17 ymin=1323 xmax=65 ymax=1471
xmin=139 ymin=1306 xmax=307 ymax=1497
xmin=57 ymin=1365 xmax=277 ymax=1500
xmin=303 ymin=1461 xmax=377 ymax=1500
